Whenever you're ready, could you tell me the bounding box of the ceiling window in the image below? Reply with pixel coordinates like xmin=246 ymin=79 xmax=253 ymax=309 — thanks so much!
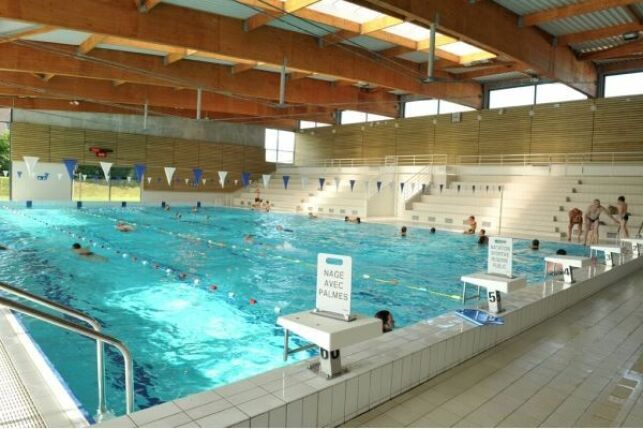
xmin=604 ymin=71 xmax=643 ymax=98
xmin=536 ymin=83 xmax=587 ymax=104
xmin=299 ymin=120 xmax=332 ymax=129
xmin=265 ymin=129 xmax=295 ymax=164
xmin=340 ymin=110 xmax=393 ymax=124
xmin=489 ymin=85 xmax=536 ymax=109
xmin=404 ymin=99 xmax=439 ymax=118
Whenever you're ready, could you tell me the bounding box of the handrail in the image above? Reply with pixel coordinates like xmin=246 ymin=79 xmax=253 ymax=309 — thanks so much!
xmin=296 ymin=154 xmax=448 ymax=168
xmin=456 ymin=151 xmax=643 ymax=166
xmin=0 ymin=282 xmax=107 ymax=416
xmin=0 ymin=294 xmax=134 ymax=415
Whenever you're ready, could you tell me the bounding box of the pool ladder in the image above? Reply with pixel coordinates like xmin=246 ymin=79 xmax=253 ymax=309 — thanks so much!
xmin=0 ymin=281 xmax=134 ymax=417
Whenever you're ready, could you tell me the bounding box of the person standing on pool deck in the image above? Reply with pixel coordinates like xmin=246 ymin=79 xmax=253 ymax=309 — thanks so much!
xmin=615 ymin=196 xmax=630 ymax=238
xmin=568 ymin=208 xmax=583 ymax=243
xmin=583 ymin=199 xmax=619 ymax=246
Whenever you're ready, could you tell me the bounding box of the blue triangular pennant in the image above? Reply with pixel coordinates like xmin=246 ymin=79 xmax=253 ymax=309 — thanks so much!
xmin=63 ymin=159 xmax=77 ymax=180
xmin=283 ymin=175 xmax=290 ymax=189
xmin=134 ymin=164 xmax=146 ymax=182
xmin=319 ymin=178 xmax=325 ymax=190
xmin=349 ymin=179 xmax=356 ymax=191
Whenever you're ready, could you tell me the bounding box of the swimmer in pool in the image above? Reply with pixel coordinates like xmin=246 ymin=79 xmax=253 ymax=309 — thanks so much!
xmin=401 ymin=226 xmax=407 ymax=237
xmin=430 ymin=227 xmax=436 ymax=234
xmin=71 ymin=243 xmax=106 ymax=261
xmin=308 ymin=212 xmax=318 ymax=219
xmin=116 ymin=221 xmax=135 ymax=232
xmin=244 ymin=234 xmax=255 ymax=244
xmin=344 ymin=216 xmax=361 ymax=224
xmin=276 ymin=225 xmax=294 ymax=233
xmin=477 ymin=229 xmax=488 ymax=245
xmin=374 ymin=310 xmax=395 ymax=333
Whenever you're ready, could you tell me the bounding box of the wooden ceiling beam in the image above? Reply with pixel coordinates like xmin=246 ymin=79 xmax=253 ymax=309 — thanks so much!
xmin=0 ymin=42 xmax=400 ymax=117
xmin=78 ymin=34 xmax=106 ymax=55
xmin=0 ymin=25 xmax=55 ymax=43
xmin=0 ymin=0 xmax=481 ymax=105
xmin=558 ymin=23 xmax=643 ymax=46
xmin=350 ymin=0 xmax=598 ymax=96
xmin=523 ymin=0 xmax=641 ymax=27
xmin=454 ymin=63 xmax=523 ymax=80
xmin=579 ymin=40 xmax=643 ymax=61
xmin=231 ymin=62 xmax=258 ymax=74
xmin=137 ymin=0 xmax=162 ymax=13
xmin=361 ymin=16 xmax=403 ymax=34
xmin=243 ymin=0 xmax=320 ymax=31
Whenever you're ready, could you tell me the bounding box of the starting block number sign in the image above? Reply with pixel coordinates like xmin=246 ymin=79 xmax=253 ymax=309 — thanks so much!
xmin=316 ymin=254 xmax=352 ymax=317
xmin=488 ymin=237 xmax=513 ymax=278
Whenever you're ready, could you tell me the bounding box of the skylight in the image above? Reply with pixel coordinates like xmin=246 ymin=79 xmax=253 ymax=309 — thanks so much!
xmin=308 ymin=0 xmax=386 ymax=24
xmin=439 ymin=41 xmax=486 ymax=57
xmin=384 ymin=22 xmax=430 ymax=41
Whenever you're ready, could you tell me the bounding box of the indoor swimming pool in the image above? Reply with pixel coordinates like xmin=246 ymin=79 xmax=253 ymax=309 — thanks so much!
xmin=0 ymin=204 xmax=586 ymax=420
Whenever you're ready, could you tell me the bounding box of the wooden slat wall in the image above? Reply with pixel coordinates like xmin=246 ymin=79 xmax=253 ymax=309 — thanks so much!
xmin=479 ymin=106 xmax=532 ymax=155
xmin=10 ymin=123 xmax=273 ymax=193
xmin=294 ymin=95 xmax=643 ymax=162
xmin=531 ymin=100 xmax=593 ymax=154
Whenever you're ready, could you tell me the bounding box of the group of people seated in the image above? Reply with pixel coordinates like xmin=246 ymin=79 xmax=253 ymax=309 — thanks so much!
xmin=569 ymin=196 xmax=637 ymax=245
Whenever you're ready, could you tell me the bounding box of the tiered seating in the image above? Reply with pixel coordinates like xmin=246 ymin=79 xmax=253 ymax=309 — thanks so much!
xmin=404 ymin=175 xmax=643 ymax=240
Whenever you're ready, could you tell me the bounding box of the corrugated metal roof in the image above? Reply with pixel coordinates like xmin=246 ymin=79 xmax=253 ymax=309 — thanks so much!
xmin=492 ymin=0 xmax=580 ymax=16
xmin=539 ymin=8 xmax=634 ymax=36
xmin=571 ymin=35 xmax=626 ymax=54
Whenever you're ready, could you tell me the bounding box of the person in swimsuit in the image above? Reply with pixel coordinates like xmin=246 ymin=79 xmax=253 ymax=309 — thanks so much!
xmin=616 ymin=196 xmax=630 ymax=238
xmin=72 ymin=243 xmax=106 ymax=261
xmin=463 ymin=216 xmax=477 ymax=234
xmin=583 ymin=199 xmax=619 ymax=246
xmin=568 ymin=208 xmax=583 ymax=243
xmin=116 ymin=221 xmax=135 ymax=233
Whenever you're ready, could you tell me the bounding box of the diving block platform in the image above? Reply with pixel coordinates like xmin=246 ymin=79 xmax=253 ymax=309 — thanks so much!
xmin=460 ymin=272 xmax=527 ymax=313
xmin=277 ymin=311 xmax=381 ymax=378
xmin=544 ymin=255 xmax=591 ymax=284
xmin=590 ymin=245 xmax=622 ymax=267
xmin=621 ymin=238 xmax=643 ymax=256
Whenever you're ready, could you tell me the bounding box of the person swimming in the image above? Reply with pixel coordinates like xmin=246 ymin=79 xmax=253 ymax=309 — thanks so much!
xmin=464 ymin=216 xmax=476 ymax=234
xmin=430 ymin=227 xmax=436 ymax=234
xmin=116 ymin=221 xmax=135 ymax=233
xmin=530 ymin=239 xmax=540 ymax=250
xmin=344 ymin=216 xmax=361 ymax=224
xmin=72 ymin=243 xmax=106 ymax=260
xmin=478 ymin=229 xmax=488 ymax=245
xmin=308 ymin=212 xmax=318 ymax=219
xmin=401 ymin=226 xmax=407 ymax=237
xmin=374 ymin=310 xmax=395 ymax=333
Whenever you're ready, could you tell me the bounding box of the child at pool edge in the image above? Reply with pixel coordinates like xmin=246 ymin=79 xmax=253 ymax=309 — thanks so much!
xmin=374 ymin=310 xmax=395 ymax=333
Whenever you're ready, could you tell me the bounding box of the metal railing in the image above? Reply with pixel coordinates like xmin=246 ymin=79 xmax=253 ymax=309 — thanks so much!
xmin=0 ymin=282 xmax=134 ymax=415
xmin=401 ymin=164 xmax=435 ymax=204
xmin=297 ymin=154 xmax=448 ymax=168
xmin=456 ymin=151 xmax=643 ymax=167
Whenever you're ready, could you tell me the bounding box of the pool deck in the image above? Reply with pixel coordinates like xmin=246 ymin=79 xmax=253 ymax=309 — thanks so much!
xmin=345 ymin=267 xmax=643 ymax=428
xmin=0 ymin=309 xmax=88 ymax=428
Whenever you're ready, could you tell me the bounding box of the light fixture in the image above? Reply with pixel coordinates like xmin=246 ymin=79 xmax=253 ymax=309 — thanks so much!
xmin=623 ymin=31 xmax=639 ymax=41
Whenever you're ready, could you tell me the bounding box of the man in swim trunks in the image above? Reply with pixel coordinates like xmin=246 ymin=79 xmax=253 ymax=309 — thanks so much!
xmin=568 ymin=208 xmax=583 ymax=243
xmin=583 ymin=199 xmax=619 ymax=246
xmin=463 ymin=216 xmax=476 ymax=234
xmin=616 ymin=196 xmax=630 ymax=238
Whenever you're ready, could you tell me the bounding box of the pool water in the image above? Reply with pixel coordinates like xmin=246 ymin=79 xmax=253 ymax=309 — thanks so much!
xmin=0 ymin=205 xmax=585 ymax=419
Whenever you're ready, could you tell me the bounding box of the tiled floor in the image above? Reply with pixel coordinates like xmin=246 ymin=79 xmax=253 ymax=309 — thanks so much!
xmin=345 ymin=268 xmax=643 ymax=428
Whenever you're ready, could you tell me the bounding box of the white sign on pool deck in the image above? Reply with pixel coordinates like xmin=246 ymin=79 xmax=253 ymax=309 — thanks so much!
xmin=488 ymin=237 xmax=513 ymax=277
xmin=316 ymin=253 xmax=352 ymax=317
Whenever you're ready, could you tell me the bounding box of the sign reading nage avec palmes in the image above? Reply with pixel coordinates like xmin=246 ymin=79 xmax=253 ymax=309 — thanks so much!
xmin=488 ymin=237 xmax=513 ymax=278
xmin=316 ymin=253 xmax=352 ymax=317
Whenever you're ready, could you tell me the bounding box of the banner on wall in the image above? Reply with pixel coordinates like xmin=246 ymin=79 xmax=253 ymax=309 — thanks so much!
xmin=282 ymin=175 xmax=290 ymax=190
xmin=62 ymin=159 xmax=77 ymax=180
xmin=164 ymin=167 xmax=176 ymax=186
xmin=349 ymin=179 xmax=356 ymax=192
xmin=23 ymin=156 xmax=39 ymax=177
xmin=262 ymin=174 xmax=271 ymax=189
xmin=134 ymin=164 xmax=146 ymax=182
xmin=334 ymin=177 xmax=340 ymax=191
xmin=193 ymin=168 xmax=203 ymax=185
xmin=218 ymin=171 xmax=228 ymax=188
xmin=241 ymin=172 xmax=251 ymax=188
xmin=100 ymin=162 xmax=113 ymax=182
xmin=319 ymin=178 xmax=325 ymax=190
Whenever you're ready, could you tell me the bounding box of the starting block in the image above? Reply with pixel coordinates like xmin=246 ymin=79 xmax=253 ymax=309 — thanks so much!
xmin=544 ymin=255 xmax=591 ymax=284
xmin=621 ymin=238 xmax=643 ymax=257
xmin=460 ymin=272 xmax=527 ymax=313
xmin=277 ymin=311 xmax=381 ymax=378
xmin=590 ymin=245 xmax=622 ymax=267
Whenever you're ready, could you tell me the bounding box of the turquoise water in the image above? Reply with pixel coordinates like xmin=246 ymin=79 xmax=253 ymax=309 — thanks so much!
xmin=0 ymin=205 xmax=585 ymax=419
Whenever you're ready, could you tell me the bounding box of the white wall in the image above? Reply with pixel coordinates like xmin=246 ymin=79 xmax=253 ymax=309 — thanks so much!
xmin=141 ymin=190 xmax=232 ymax=206
xmin=11 ymin=161 xmax=71 ymax=201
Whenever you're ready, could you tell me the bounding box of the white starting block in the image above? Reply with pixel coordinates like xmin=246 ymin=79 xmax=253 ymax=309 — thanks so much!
xmin=277 ymin=311 xmax=381 ymax=378
xmin=460 ymin=272 xmax=527 ymax=313
xmin=621 ymin=238 xmax=643 ymax=257
xmin=544 ymin=255 xmax=591 ymax=283
xmin=590 ymin=245 xmax=622 ymax=266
